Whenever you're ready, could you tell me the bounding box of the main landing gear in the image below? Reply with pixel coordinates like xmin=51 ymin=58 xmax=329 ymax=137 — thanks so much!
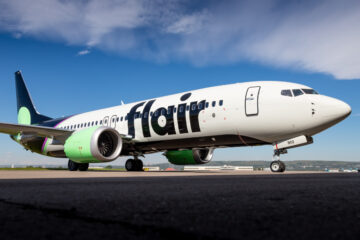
xmin=270 ymin=149 xmax=287 ymax=173
xmin=125 ymin=157 xmax=144 ymax=171
xmin=68 ymin=160 xmax=89 ymax=171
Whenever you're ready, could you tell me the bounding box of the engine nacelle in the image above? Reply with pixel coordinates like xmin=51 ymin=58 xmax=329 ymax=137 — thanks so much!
xmin=64 ymin=126 xmax=122 ymax=163
xmin=165 ymin=148 xmax=214 ymax=165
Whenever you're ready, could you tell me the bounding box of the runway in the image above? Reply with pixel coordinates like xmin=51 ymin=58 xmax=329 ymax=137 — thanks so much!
xmin=0 ymin=171 xmax=359 ymax=239
xmin=0 ymin=170 xmax=322 ymax=179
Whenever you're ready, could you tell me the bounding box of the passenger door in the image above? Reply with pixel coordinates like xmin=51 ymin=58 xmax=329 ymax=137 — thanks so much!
xmin=110 ymin=115 xmax=117 ymax=128
xmin=245 ymin=86 xmax=260 ymax=116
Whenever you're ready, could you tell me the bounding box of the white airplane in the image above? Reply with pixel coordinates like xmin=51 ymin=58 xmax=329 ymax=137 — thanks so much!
xmin=0 ymin=71 xmax=351 ymax=172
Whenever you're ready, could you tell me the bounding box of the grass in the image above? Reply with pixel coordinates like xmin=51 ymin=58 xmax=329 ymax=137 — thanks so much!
xmin=0 ymin=167 xmax=48 ymax=170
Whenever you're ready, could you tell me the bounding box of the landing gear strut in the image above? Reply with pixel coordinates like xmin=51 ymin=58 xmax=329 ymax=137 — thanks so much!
xmin=270 ymin=149 xmax=287 ymax=173
xmin=125 ymin=158 xmax=143 ymax=171
xmin=68 ymin=160 xmax=89 ymax=171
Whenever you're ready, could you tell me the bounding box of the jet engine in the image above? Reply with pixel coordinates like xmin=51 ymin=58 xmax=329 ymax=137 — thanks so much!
xmin=165 ymin=148 xmax=214 ymax=165
xmin=64 ymin=126 xmax=122 ymax=163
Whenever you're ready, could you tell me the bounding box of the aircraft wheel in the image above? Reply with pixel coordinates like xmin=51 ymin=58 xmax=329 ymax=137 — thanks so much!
xmin=279 ymin=161 xmax=286 ymax=172
xmin=135 ymin=160 xmax=143 ymax=171
xmin=125 ymin=159 xmax=143 ymax=171
xmin=125 ymin=159 xmax=135 ymax=171
xmin=270 ymin=161 xmax=283 ymax=173
xmin=68 ymin=160 xmax=79 ymax=171
xmin=78 ymin=163 xmax=89 ymax=171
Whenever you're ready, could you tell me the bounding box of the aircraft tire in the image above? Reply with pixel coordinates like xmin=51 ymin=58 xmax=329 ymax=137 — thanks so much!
xmin=68 ymin=160 xmax=79 ymax=171
xmin=78 ymin=163 xmax=89 ymax=171
xmin=125 ymin=159 xmax=143 ymax=171
xmin=125 ymin=159 xmax=135 ymax=171
xmin=135 ymin=160 xmax=143 ymax=171
xmin=270 ymin=161 xmax=282 ymax=173
xmin=279 ymin=161 xmax=286 ymax=172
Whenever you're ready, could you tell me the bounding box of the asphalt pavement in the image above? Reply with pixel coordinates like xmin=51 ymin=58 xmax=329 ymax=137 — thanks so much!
xmin=0 ymin=172 xmax=359 ymax=239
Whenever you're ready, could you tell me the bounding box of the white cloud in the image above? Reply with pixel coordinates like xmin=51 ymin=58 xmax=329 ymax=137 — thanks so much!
xmin=0 ymin=0 xmax=360 ymax=79
xmin=77 ymin=49 xmax=91 ymax=56
xmin=166 ymin=11 xmax=209 ymax=35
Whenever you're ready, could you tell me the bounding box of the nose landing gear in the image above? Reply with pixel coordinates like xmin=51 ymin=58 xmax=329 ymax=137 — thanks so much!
xmin=270 ymin=149 xmax=287 ymax=172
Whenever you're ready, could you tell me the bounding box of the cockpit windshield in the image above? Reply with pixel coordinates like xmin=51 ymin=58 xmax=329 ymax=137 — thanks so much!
xmin=281 ymin=88 xmax=319 ymax=97
xmin=302 ymin=89 xmax=319 ymax=95
xmin=292 ymin=89 xmax=304 ymax=97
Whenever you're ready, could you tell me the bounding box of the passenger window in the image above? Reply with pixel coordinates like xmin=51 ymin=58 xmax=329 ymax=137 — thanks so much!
xmin=281 ymin=90 xmax=292 ymax=97
xmin=121 ymin=117 xmax=123 ymax=121
xmin=212 ymin=101 xmax=216 ymax=107
xmin=179 ymin=106 xmax=184 ymax=113
xmin=192 ymin=104 xmax=196 ymax=111
xmin=100 ymin=120 xmax=103 ymax=125
xmin=144 ymin=112 xmax=148 ymax=119
xmin=173 ymin=108 xmax=177 ymax=113
xmin=96 ymin=121 xmax=98 ymax=125
xmin=219 ymin=100 xmax=223 ymax=106
xmin=186 ymin=105 xmax=189 ymax=111
xmin=292 ymin=89 xmax=304 ymax=97
xmin=198 ymin=103 xmax=203 ymax=110
xmin=150 ymin=112 xmax=153 ymax=117
xmin=161 ymin=109 xmax=166 ymax=115
xmin=154 ymin=111 xmax=159 ymax=117
xmin=206 ymin=102 xmax=209 ymax=108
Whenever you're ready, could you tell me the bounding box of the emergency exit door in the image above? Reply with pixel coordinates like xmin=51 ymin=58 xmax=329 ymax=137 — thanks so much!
xmin=245 ymin=86 xmax=260 ymax=116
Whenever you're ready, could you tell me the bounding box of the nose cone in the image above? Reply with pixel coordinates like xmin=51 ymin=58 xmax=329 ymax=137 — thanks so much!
xmin=319 ymin=97 xmax=352 ymax=122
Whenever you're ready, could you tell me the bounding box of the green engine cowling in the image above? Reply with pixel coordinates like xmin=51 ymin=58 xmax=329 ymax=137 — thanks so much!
xmin=64 ymin=126 xmax=122 ymax=163
xmin=165 ymin=148 xmax=214 ymax=165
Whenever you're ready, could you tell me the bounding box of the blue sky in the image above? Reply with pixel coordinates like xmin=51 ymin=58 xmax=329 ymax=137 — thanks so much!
xmin=0 ymin=0 xmax=359 ymax=165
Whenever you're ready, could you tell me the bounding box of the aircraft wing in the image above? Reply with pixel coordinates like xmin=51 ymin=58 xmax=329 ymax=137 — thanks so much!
xmin=0 ymin=122 xmax=72 ymax=138
xmin=0 ymin=122 xmax=134 ymax=143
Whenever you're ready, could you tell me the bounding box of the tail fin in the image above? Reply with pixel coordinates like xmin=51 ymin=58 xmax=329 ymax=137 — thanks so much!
xmin=15 ymin=71 xmax=52 ymax=125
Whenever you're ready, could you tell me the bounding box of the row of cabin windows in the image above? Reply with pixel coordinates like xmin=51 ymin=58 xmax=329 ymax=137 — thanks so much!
xmin=59 ymin=100 xmax=224 ymax=130
xmin=281 ymin=89 xmax=319 ymax=97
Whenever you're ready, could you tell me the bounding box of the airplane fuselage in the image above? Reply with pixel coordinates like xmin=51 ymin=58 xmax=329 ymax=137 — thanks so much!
xmin=31 ymin=81 xmax=350 ymax=157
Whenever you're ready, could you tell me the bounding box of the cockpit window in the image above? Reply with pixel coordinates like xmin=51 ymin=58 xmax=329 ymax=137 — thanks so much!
xmin=302 ymin=89 xmax=319 ymax=95
xmin=292 ymin=89 xmax=304 ymax=97
xmin=281 ymin=89 xmax=293 ymax=97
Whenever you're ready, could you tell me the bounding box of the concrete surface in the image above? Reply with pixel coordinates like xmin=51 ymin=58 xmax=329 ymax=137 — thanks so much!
xmin=0 ymin=170 xmax=322 ymax=179
xmin=0 ymin=171 xmax=359 ymax=239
